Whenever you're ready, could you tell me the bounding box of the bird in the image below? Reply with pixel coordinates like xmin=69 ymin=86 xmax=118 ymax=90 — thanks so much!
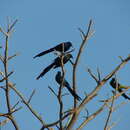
xmin=110 ymin=78 xmax=130 ymax=100
xmin=36 ymin=53 xmax=73 ymax=80
xmin=33 ymin=42 xmax=73 ymax=58
xmin=55 ymin=71 xmax=82 ymax=101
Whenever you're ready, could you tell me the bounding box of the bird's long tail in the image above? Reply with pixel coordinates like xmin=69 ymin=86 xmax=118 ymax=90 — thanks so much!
xmin=33 ymin=48 xmax=54 ymax=58
xmin=122 ymin=93 xmax=130 ymax=100
xmin=36 ymin=62 xmax=55 ymax=80
xmin=65 ymin=85 xmax=82 ymax=101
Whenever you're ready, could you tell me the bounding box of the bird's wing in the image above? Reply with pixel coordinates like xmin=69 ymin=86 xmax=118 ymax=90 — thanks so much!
xmin=121 ymin=93 xmax=130 ymax=100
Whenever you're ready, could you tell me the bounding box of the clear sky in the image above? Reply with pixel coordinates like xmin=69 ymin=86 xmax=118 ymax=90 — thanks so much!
xmin=0 ymin=0 xmax=130 ymax=130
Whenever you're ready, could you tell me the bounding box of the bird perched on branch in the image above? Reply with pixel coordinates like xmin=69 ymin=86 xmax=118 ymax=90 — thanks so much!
xmin=110 ymin=78 xmax=130 ymax=100
xmin=36 ymin=53 xmax=73 ymax=80
xmin=55 ymin=71 xmax=82 ymax=101
xmin=33 ymin=42 xmax=73 ymax=58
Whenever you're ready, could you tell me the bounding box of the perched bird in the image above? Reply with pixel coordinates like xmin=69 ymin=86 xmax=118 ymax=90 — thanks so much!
xmin=110 ymin=78 xmax=130 ymax=100
xmin=36 ymin=53 xmax=73 ymax=80
xmin=33 ymin=42 xmax=73 ymax=58
xmin=55 ymin=71 xmax=82 ymax=101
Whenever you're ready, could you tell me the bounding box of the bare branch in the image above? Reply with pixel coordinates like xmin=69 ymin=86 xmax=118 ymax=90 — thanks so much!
xmin=104 ymin=93 xmax=115 ymax=130
xmin=97 ymin=67 xmax=101 ymax=82
xmin=87 ymin=68 xmax=99 ymax=83
xmin=8 ymin=53 xmax=20 ymax=61
xmin=0 ymin=27 xmax=8 ymax=36
xmin=27 ymin=89 xmax=36 ymax=104
xmin=48 ymin=86 xmax=57 ymax=97
xmin=77 ymin=103 xmax=106 ymax=130
xmin=8 ymin=82 xmax=46 ymax=126
xmin=78 ymin=27 xmax=85 ymax=39
xmin=0 ymin=71 xmax=14 ymax=82
xmin=11 ymin=101 xmax=20 ymax=110
xmin=67 ymin=54 xmax=130 ymax=130
xmin=2 ymin=19 xmax=19 ymax=130
xmin=58 ymin=47 xmax=66 ymax=129
xmin=118 ymin=56 xmax=124 ymax=62
xmin=40 ymin=113 xmax=72 ymax=130
xmin=67 ymin=19 xmax=94 ymax=130
xmin=104 ymin=55 xmax=130 ymax=81
xmin=8 ymin=19 xmax=18 ymax=33
xmin=0 ymin=55 xmax=4 ymax=63
xmin=77 ymin=86 xmax=129 ymax=130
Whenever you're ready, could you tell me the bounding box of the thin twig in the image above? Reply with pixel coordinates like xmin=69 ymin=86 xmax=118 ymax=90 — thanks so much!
xmin=3 ymin=19 xmax=19 ymax=130
xmin=58 ymin=43 xmax=65 ymax=129
xmin=77 ymin=103 xmax=106 ymax=130
xmin=104 ymin=93 xmax=115 ymax=130
xmin=0 ymin=55 xmax=4 ymax=63
xmin=0 ymin=71 xmax=14 ymax=82
xmin=40 ymin=113 xmax=72 ymax=129
xmin=77 ymin=86 xmax=130 ymax=130
xmin=78 ymin=28 xmax=85 ymax=40
xmin=8 ymin=82 xmax=46 ymax=126
xmin=104 ymin=76 xmax=119 ymax=130
xmin=0 ymin=27 xmax=8 ymax=36
xmin=97 ymin=67 xmax=101 ymax=82
xmin=11 ymin=101 xmax=20 ymax=110
xmin=27 ymin=89 xmax=36 ymax=104
xmin=87 ymin=68 xmax=99 ymax=83
xmin=48 ymin=86 xmax=57 ymax=97
xmin=8 ymin=19 xmax=18 ymax=32
xmin=8 ymin=53 xmax=20 ymax=61
xmin=67 ymin=19 xmax=94 ymax=130
xmin=67 ymin=54 xmax=130 ymax=130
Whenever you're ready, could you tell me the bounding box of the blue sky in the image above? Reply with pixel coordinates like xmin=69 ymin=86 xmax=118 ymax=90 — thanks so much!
xmin=0 ymin=0 xmax=130 ymax=130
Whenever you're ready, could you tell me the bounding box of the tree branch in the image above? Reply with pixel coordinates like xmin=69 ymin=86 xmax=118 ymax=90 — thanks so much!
xmin=67 ymin=19 xmax=94 ymax=130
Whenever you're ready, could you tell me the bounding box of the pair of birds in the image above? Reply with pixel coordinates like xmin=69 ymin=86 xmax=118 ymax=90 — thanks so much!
xmin=34 ymin=42 xmax=82 ymax=101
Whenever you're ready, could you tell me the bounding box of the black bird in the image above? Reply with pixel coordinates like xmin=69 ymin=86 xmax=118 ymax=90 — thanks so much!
xmin=55 ymin=71 xmax=82 ymax=101
xmin=33 ymin=42 xmax=72 ymax=58
xmin=36 ymin=53 xmax=73 ymax=80
xmin=110 ymin=78 xmax=130 ymax=100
